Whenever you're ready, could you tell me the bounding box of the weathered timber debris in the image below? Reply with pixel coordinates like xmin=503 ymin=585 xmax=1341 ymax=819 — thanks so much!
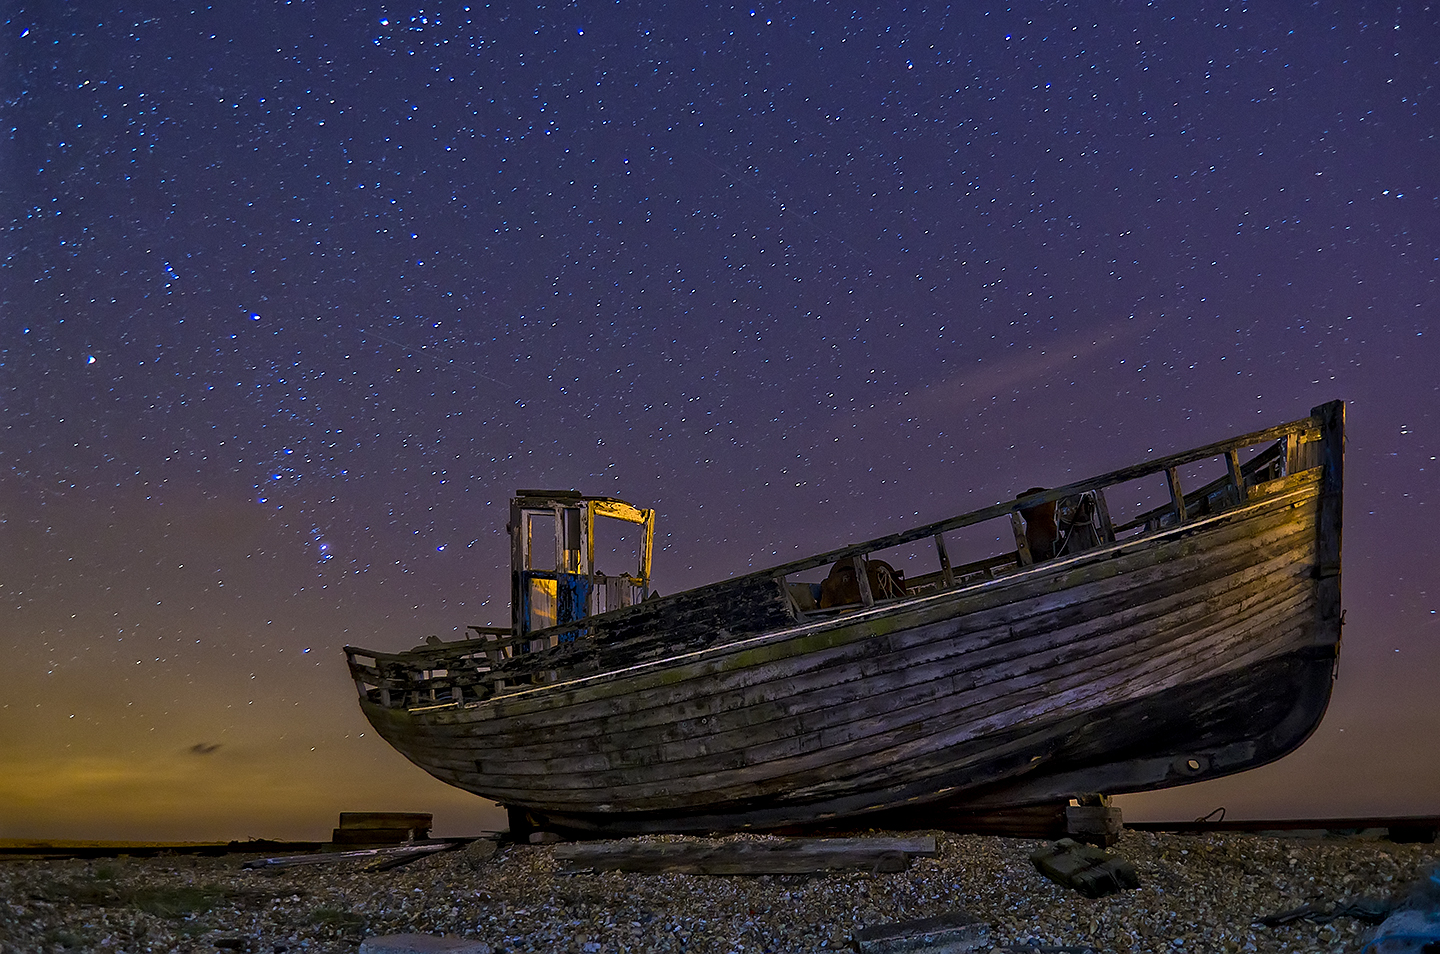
xmin=1127 ymin=814 xmax=1440 ymax=842
xmin=554 ymin=835 xmax=937 ymax=875
xmin=1063 ymin=794 xmax=1123 ymax=847
xmin=332 ymin=811 xmax=433 ymax=846
xmin=241 ymin=842 xmax=452 ymax=870
xmin=850 ymin=910 xmax=989 ymax=953
xmin=1255 ymin=897 xmax=1391 ymax=927
xmin=365 ymin=841 xmax=469 ymax=872
xmin=1029 ymin=838 xmax=1139 ymax=898
xmin=1063 ymin=805 xmax=1123 ymax=847
xmin=359 ymin=935 xmax=495 ymax=954
xmin=888 ymin=803 xmax=1069 ymax=839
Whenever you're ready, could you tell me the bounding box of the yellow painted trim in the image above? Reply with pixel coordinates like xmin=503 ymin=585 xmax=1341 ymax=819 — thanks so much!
xmin=591 ymin=498 xmax=650 ymax=525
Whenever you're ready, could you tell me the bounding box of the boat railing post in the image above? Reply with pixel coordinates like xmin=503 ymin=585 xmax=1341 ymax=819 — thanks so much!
xmin=1010 ymin=511 xmax=1034 ymax=565
xmin=1225 ymin=448 xmax=1248 ymax=506
xmin=934 ymin=534 xmax=954 ymax=587
xmin=852 ymin=554 xmax=875 ymax=606
xmin=1093 ymin=488 xmax=1116 ymax=543
xmin=1165 ymin=467 xmax=1187 ymax=524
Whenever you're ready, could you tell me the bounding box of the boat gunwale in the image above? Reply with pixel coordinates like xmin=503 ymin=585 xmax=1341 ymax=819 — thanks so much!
xmin=364 ymin=468 xmax=1324 ymax=713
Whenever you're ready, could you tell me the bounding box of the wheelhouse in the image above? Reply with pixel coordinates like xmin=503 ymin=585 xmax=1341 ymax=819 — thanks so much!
xmin=508 ymin=489 xmax=655 ymax=640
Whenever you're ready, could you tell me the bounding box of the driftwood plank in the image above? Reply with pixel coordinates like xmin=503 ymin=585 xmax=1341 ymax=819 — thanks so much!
xmin=337 ymin=812 xmax=432 ymax=830
xmin=241 ymin=842 xmax=451 ymax=870
xmin=852 ymin=910 xmax=989 ymax=954
xmin=553 ymin=836 xmax=936 ymax=875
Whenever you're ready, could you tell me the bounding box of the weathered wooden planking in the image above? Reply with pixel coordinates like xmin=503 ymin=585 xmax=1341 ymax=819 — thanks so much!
xmin=478 ymin=508 xmax=1312 ymax=734
xmin=452 ymin=604 xmax=1312 ymax=813
xmin=851 ymin=910 xmax=989 ymax=954
xmin=407 ymin=486 xmax=1320 ymax=744
xmin=553 ymin=836 xmax=936 ymax=875
xmin=432 ymin=571 xmax=1315 ymax=797
xmin=389 ymin=483 xmax=1314 ymax=711
xmin=382 ymin=586 xmax=1315 ymax=814
xmin=477 ymin=650 xmax=1319 ymax=833
xmin=424 ymin=520 xmax=1317 ymax=773
xmin=393 ymin=579 xmax=1309 ymax=792
xmin=536 ymin=650 xmax=1330 ymax=833
xmin=391 ymin=576 xmax=1307 ymax=783
xmin=371 ymin=504 xmax=1319 ymax=795
xmin=417 ymin=593 xmax=1319 ymax=812
xmin=380 ymin=564 xmax=1319 ymax=801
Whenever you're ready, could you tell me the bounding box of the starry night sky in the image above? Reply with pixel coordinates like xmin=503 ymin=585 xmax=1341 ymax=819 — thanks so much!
xmin=3 ymin=3 xmax=1437 ymax=842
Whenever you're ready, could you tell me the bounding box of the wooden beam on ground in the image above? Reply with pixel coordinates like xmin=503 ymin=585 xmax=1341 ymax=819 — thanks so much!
xmin=241 ymin=842 xmax=453 ymax=870
xmin=553 ymin=836 xmax=937 ymax=875
xmin=852 ymin=911 xmax=990 ymax=954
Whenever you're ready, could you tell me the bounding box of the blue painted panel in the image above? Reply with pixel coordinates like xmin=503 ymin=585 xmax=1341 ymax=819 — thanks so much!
xmin=556 ymin=572 xmax=593 ymax=634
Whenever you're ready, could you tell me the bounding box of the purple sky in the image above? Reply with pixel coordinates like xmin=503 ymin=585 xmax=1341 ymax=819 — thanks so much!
xmin=3 ymin=2 xmax=1436 ymax=841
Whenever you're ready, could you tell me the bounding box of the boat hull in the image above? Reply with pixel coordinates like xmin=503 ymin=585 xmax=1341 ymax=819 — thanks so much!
xmin=358 ymin=468 xmax=1341 ymax=834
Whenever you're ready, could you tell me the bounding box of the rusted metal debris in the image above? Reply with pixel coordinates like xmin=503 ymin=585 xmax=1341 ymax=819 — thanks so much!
xmin=1029 ymin=839 xmax=1140 ymax=898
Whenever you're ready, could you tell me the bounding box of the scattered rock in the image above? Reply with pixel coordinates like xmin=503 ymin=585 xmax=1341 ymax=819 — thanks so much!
xmin=1363 ymin=908 xmax=1440 ymax=953
xmin=0 ymin=830 xmax=1434 ymax=953
xmin=460 ymin=838 xmax=499 ymax=869
xmin=1359 ymin=862 xmax=1440 ymax=952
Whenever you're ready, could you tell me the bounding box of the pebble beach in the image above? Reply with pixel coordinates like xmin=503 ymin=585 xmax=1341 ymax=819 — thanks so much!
xmin=2 ymin=830 xmax=1436 ymax=954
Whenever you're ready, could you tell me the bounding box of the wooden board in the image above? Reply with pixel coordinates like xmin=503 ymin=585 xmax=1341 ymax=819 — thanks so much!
xmin=553 ymin=836 xmax=936 ymax=875
xmin=337 ymin=812 xmax=433 ymax=830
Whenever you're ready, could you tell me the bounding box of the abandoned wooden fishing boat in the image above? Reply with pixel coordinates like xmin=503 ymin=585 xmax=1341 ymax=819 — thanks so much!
xmin=346 ymin=401 xmax=1345 ymax=835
